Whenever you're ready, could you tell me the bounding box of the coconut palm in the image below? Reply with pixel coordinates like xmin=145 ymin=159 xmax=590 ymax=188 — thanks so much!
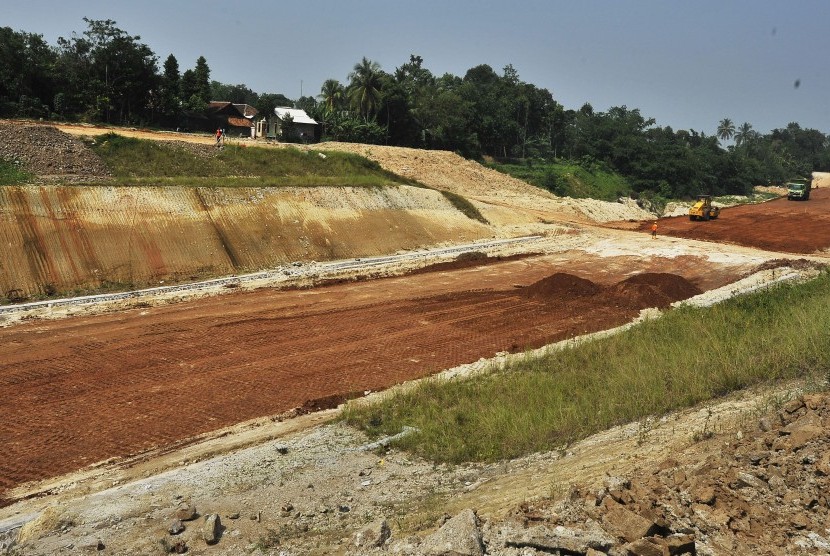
xmin=717 ymin=118 xmax=735 ymax=143
xmin=318 ymin=79 xmax=344 ymax=115
xmin=734 ymin=122 xmax=754 ymax=147
xmin=347 ymin=57 xmax=383 ymax=121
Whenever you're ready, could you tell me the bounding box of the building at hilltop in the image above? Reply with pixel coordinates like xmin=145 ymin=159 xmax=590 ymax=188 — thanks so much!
xmin=256 ymin=107 xmax=319 ymax=142
xmin=208 ymin=102 xmax=259 ymax=138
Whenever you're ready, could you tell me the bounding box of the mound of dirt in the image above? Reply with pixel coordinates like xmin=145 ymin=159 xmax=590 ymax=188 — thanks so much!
xmin=522 ymin=272 xmax=601 ymax=299
xmin=0 ymin=123 xmax=110 ymax=182
xmin=607 ymin=272 xmax=702 ymax=309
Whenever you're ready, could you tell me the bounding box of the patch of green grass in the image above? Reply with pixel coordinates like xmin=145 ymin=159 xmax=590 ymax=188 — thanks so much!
xmin=485 ymin=159 xmax=632 ymax=201
xmin=342 ymin=270 xmax=830 ymax=464
xmin=89 ymin=133 xmax=422 ymax=188
xmin=0 ymin=158 xmax=32 ymax=185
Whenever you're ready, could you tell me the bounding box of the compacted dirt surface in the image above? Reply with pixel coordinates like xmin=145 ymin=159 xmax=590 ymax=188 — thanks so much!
xmin=0 ymin=250 xmax=738 ymax=499
xmin=617 ymin=187 xmax=830 ymax=254
xmin=3 ymin=123 xmax=830 ymax=555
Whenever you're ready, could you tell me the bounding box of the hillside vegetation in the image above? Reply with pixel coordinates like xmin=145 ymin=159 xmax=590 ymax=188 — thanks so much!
xmin=485 ymin=158 xmax=632 ymax=201
xmin=89 ymin=133 xmax=424 ymax=188
xmin=343 ymin=269 xmax=830 ymax=463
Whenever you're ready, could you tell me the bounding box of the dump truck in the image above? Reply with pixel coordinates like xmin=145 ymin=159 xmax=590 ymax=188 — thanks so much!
xmin=786 ymin=179 xmax=811 ymax=201
xmin=688 ymin=195 xmax=720 ymax=221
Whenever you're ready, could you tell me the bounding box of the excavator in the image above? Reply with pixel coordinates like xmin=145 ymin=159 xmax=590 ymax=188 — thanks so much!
xmin=688 ymin=195 xmax=720 ymax=221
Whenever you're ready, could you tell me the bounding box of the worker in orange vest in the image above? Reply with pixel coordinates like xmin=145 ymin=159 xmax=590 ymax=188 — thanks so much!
xmin=651 ymin=221 xmax=658 ymax=239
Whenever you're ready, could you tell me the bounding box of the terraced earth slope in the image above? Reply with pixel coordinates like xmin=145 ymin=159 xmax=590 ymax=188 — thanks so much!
xmin=4 ymin=122 xmax=830 ymax=556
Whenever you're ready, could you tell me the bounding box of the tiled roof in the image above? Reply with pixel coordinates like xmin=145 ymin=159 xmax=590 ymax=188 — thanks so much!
xmin=227 ymin=116 xmax=253 ymax=128
xmin=233 ymin=104 xmax=258 ymax=118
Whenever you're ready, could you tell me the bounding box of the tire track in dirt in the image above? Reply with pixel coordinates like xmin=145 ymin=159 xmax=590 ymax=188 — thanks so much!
xmin=623 ymin=187 xmax=830 ymax=254
xmin=0 ymin=255 xmax=726 ymax=500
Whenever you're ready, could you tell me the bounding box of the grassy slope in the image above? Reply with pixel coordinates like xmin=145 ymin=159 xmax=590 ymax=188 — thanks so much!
xmin=343 ymin=271 xmax=830 ymax=463
xmin=89 ymin=133 xmax=489 ymax=223
xmin=89 ymin=133 xmax=424 ymax=188
xmin=485 ymin=160 xmax=632 ymax=202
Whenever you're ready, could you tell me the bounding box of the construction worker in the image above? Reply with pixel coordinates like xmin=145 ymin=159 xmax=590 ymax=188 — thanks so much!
xmin=651 ymin=221 xmax=658 ymax=239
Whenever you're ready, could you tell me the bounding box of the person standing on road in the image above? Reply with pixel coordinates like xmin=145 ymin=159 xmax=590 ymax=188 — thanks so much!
xmin=651 ymin=221 xmax=658 ymax=239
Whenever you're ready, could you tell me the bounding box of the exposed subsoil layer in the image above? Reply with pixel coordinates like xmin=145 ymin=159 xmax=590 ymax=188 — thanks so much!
xmin=622 ymin=187 xmax=830 ymax=254
xmin=0 ymin=255 xmax=723 ymax=500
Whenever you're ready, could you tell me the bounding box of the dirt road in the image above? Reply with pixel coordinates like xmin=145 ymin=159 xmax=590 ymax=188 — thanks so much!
xmin=620 ymin=187 xmax=830 ymax=254
xmin=0 ymin=244 xmax=757 ymax=500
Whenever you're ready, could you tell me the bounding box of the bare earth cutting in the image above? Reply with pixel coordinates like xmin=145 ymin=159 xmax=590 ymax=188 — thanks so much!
xmin=1 ymin=122 xmax=830 ymax=555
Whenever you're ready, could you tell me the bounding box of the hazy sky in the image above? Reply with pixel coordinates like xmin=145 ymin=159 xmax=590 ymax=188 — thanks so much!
xmin=5 ymin=1 xmax=829 ymax=136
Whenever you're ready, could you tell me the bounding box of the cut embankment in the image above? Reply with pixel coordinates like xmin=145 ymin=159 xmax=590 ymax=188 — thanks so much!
xmin=0 ymin=184 xmax=491 ymax=301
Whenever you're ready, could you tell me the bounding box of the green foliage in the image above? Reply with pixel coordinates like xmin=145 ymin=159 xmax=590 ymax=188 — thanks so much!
xmin=54 ymin=18 xmax=159 ymax=125
xmin=89 ymin=133 xmax=421 ymax=188
xmin=348 ymin=57 xmax=383 ymax=121
xmin=342 ymin=270 xmax=830 ymax=464
xmin=486 ymin=159 xmax=631 ymax=201
xmin=717 ymin=117 xmax=735 ymax=143
xmin=0 ymin=157 xmax=32 ymax=185
xmin=3 ymin=19 xmax=830 ymax=197
xmin=278 ymin=114 xmax=299 ymax=143
xmin=255 ymin=92 xmax=294 ymax=120
xmin=322 ymin=111 xmax=387 ymax=144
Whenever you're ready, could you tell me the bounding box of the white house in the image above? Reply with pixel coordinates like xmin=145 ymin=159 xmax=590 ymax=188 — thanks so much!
xmin=257 ymin=107 xmax=318 ymax=141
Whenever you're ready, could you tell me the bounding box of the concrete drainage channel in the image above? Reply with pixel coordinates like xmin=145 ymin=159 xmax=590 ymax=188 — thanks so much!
xmin=0 ymin=235 xmax=543 ymax=317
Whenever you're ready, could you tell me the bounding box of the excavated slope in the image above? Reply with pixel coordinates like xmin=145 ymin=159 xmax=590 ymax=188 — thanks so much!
xmin=314 ymin=141 xmax=657 ymax=225
xmin=0 ymin=123 xmax=656 ymax=300
xmin=0 ymin=123 xmax=500 ymax=300
xmin=0 ymin=184 xmax=490 ymax=299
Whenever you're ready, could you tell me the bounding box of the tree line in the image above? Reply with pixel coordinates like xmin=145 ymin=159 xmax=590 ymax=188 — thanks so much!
xmin=1 ymin=19 xmax=829 ymax=199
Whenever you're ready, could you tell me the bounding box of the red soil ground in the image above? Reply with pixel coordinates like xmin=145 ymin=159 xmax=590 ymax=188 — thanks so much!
xmin=0 ymin=253 xmax=741 ymax=502
xmin=625 ymin=187 xmax=830 ymax=254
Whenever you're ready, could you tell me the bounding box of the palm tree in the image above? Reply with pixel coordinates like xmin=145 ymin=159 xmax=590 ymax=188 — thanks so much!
xmin=318 ymin=79 xmax=344 ymax=114
xmin=347 ymin=57 xmax=383 ymax=121
xmin=717 ymin=118 xmax=735 ymax=143
xmin=734 ymin=122 xmax=753 ymax=147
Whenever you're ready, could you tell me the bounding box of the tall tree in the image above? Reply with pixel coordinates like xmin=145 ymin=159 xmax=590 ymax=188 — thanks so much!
xmin=318 ymin=79 xmax=344 ymax=114
xmin=717 ymin=118 xmax=735 ymax=143
xmin=193 ymin=56 xmax=211 ymax=105
xmin=179 ymin=69 xmax=201 ymax=112
xmin=159 ymin=54 xmax=181 ymax=118
xmin=255 ymin=92 xmax=293 ymax=120
xmin=56 ymin=18 xmax=158 ymax=124
xmin=210 ymin=81 xmax=258 ymax=105
xmin=347 ymin=57 xmax=383 ymax=121
xmin=734 ymin=122 xmax=753 ymax=147
xmin=294 ymin=95 xmax=317 ymax=114
xmin=0 ymin=28 xmax=57 ymax=117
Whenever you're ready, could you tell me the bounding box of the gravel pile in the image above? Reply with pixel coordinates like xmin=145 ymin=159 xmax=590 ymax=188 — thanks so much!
xmin=0 ymin=123 xmax=111 ymax=182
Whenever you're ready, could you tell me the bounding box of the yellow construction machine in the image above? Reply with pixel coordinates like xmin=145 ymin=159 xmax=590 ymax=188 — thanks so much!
xmin=688 ymin=195 xmax=720 ymax=221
